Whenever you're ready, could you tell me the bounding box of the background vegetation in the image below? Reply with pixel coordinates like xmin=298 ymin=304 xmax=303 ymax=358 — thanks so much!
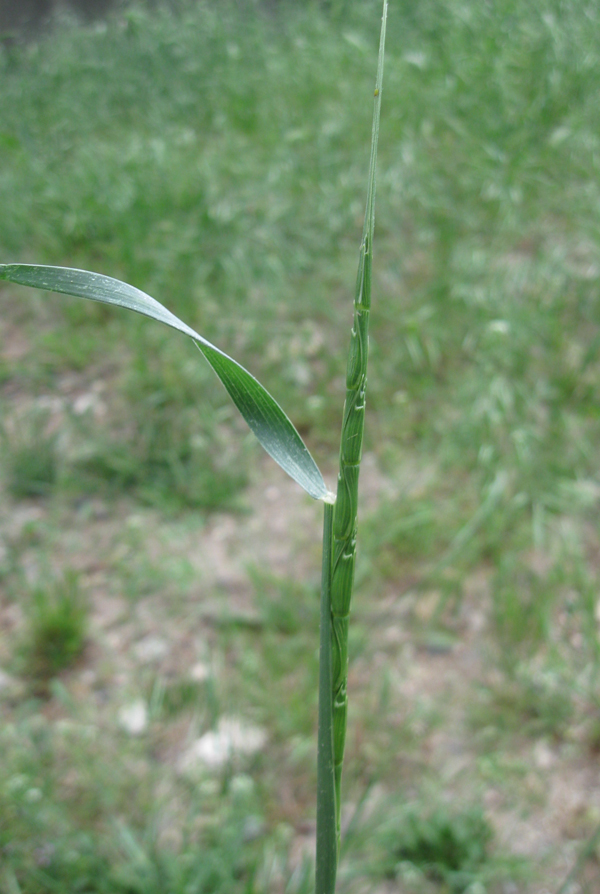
xmin=1 ymin=0 xmax=600 ymax=890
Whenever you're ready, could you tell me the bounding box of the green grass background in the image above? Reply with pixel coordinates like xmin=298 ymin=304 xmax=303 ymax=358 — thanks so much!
xmin=2 ymin=0 xmax=600 ymax=891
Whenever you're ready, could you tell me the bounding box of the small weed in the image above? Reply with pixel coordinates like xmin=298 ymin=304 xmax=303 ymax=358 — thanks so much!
xmin=152 ymin=677 xmax=205 ymax=719
xmin=471 ymin=665 xmax=574 ymax=741
xmin=112 ymin=518 xmax=196 ymax=601
xmin=109 ymin=813 xmax=261 ymax=894
xmin=212 ymin=573 xmax=322 ymax=746
xmin=490 ymin=558 xmax=553 ymax=658
xmin=361 ymin=492 xmax=441 ymax=576
xmin=74 ymin=400 xmax=250 ymax=511
xmin=250 ymin=568 xmax=318 ymax=637
xmin=20 ymin=569 xmax=88 ymax=685
xmin=1 ymin=408 xmax=60 ymax=498
xmin=378 ymin=803 xmax=494 ymax=892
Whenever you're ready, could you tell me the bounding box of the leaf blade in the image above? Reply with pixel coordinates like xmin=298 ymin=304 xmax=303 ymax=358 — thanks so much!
xmin=0 ymin=263 xmax=329 ymax=501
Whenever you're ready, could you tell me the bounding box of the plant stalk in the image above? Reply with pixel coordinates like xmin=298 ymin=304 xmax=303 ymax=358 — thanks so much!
xmin=316 ymin=501 xmax=337 ymax=894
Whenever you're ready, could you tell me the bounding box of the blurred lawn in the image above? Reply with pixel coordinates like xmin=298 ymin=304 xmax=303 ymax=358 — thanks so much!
xmin=2 ymin=0 xmax=600 ymax=891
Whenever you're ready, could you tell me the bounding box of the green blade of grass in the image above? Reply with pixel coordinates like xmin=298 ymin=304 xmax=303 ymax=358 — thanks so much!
xmin=0 ymin=263 xmax=330 ymax=502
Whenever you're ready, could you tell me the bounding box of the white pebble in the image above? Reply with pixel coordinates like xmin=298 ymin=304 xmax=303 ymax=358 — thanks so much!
xmin=118 ymin=700 xmax=148 ymax=736
xmin=179 ymin=717 xmax=267 ymax=771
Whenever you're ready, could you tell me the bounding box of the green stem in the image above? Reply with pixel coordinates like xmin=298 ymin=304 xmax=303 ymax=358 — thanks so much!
xmin=330 ymin=0 xmax=387 ymax=846
xmin=316 ymin=501 xmax=337 ymax=894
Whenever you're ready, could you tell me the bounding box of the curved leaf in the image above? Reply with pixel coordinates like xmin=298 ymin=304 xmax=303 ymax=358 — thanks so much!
xmin=0 ymin=263 xmax=331 ymax=502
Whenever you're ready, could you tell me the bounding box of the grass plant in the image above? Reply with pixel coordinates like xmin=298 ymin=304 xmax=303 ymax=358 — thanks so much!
xmin=2 ymin=0 xmax=600 ymax=890
xmin=1 ymin=407 xmax=60 ymax=498
xmin=378 ymin=803 xmax=494 ymax=892
xmin=20 ymin=568 xmax=88 ymax=686
xmin=0 ymin=4 xmax=388 ymax=892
